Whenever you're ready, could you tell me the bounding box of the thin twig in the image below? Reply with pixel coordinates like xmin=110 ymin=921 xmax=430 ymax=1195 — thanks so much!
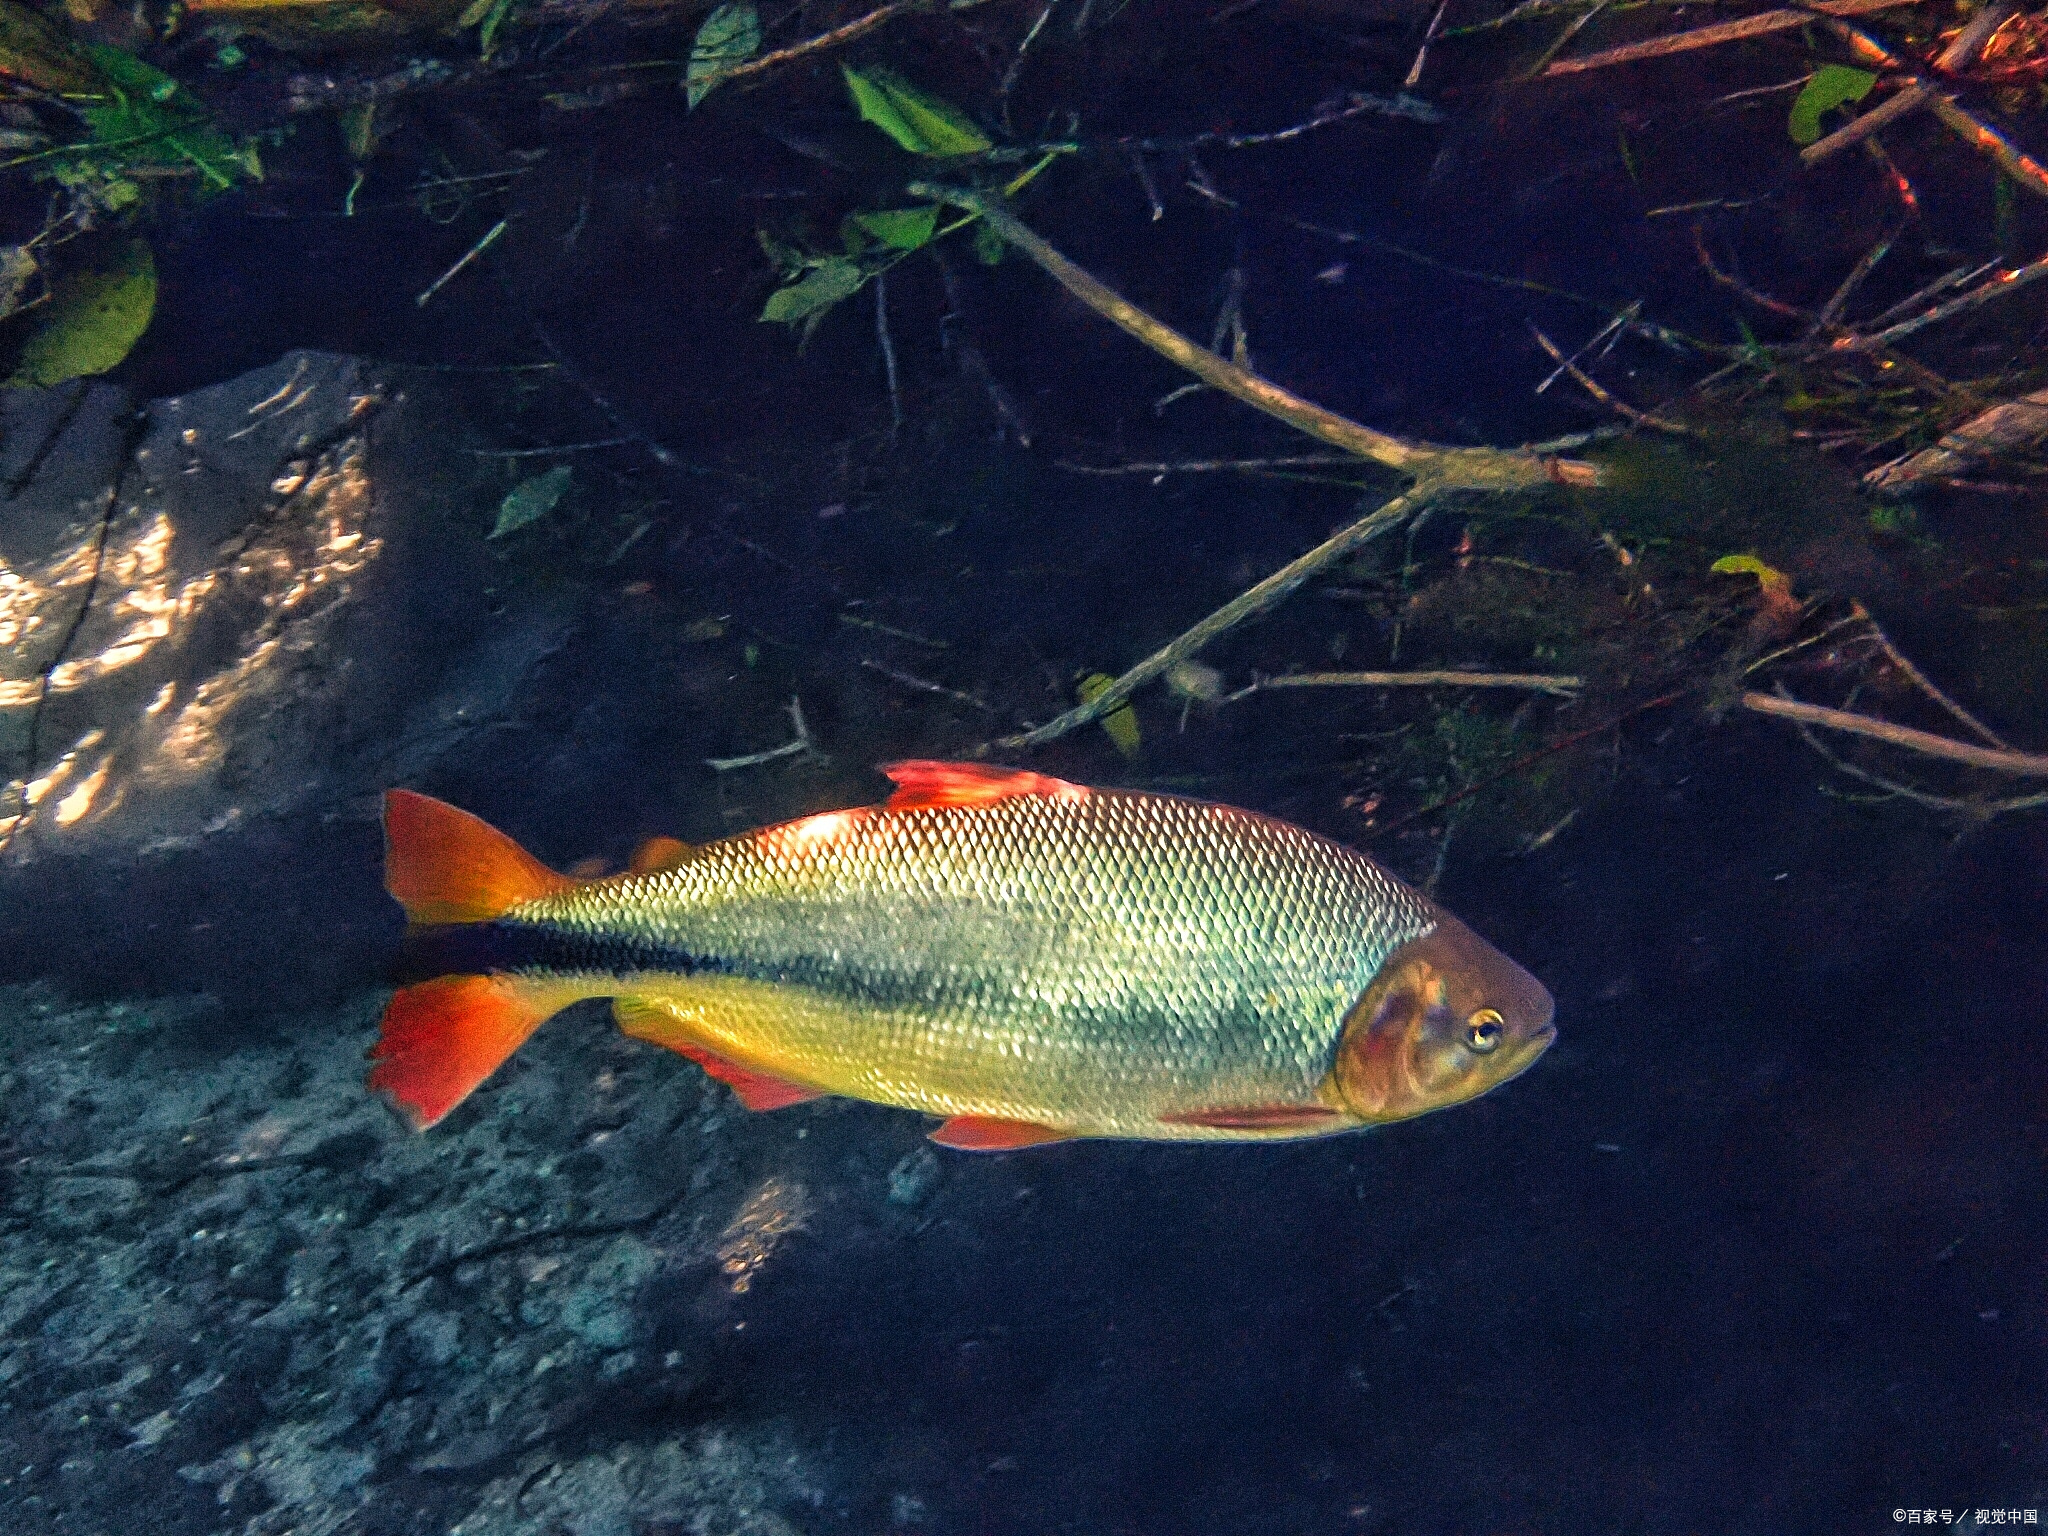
xmin=1740 ymin=691 xmax=2048 ymax=774
xmin=1830 ymin=247 xmax=2048 ymax=351
xmin=1055 ymin=454 xmax=1362 ymax=475
xmin=415 ymin=219 xmax=506 ymax=307
xmin=1529 ymin=323 xmax=1695 ymax=433
xmin=716 ymin=0 xmax=956 ymax=93
xmin=1924 ymin=94 xmax=2048 ymax=202
xmin=1849 ymin=603 xmax=2011 ymax=747
xmin=1001 ymin=0 xmax=1059 ymax=118
xmin=1813 ymin=222 xmax=1903 ymax=331
xmin=1526 ymin=0 xmax=1611 ymax=79
xmin=1406 ymin=0 xmax=1452 ymax=88
xmin=1226 ymin=669 xmax=1584 ymax=701
xmin=465 ymin=437 xmax=634 ymax=456
xmin=860 ymin=658 xmax=996 ymax=713
xmin=1780 ymin=711 xmax=2048 ymax=814
xmin=876 ymin=273 xmax=902 ymax=443
xmin=989 ymin=486 xmax=1437 ymax=752
xmin=705 ymin=698 xmax=820 ymax=772
xmin=1693 ymin=225 xmax=1806 ymax=320
xmin=1861 ymin=260 xmax=1991 ymax=330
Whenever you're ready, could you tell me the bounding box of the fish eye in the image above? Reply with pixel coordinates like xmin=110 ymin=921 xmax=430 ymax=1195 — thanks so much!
xmin=1463 ymin=1009 xmax=1504 ymax=1054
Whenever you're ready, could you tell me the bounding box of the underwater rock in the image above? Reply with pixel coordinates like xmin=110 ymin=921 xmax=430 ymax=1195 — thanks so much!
xmin=1 ymin=351 xmax=420 ymax=859
xmin=0 ymin=350 xmax=580 ymax=1002
xmin=0 ymin=981 xmax=821 ymax=1535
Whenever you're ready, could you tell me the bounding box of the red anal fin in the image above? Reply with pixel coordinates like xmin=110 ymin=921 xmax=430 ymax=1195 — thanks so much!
xmin=629 ymin=835 xmax=697 ymax=875
xmin=368 ymin=974 xmax=585 ymax=1131
xmin=384 ymin=789 xmax=577 ymax=925
xmin=676 ymin=1043 xmax=825 ymax=1111
xmin=929 ymin=1115 xmax=1074 ymax=1151
xmin=881 ymin=761 xmax=1089 ymax=813
xmin=1158 ymin=1104 xmax=1349 ymax=1131
xmin=613 ymin=998 xmax=823 ymax=1111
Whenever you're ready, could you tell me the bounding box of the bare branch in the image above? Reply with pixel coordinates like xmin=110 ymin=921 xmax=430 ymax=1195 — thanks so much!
xmin=1740 ymin=691 xmax=2048 ymax=775
xmin=989 ymin=485 xmax=1437 ymax=753
xmin=1227 ymin=669 xmax=1585 ymax=702
xmin=909 ymin=185 xmax=1599 ymax=491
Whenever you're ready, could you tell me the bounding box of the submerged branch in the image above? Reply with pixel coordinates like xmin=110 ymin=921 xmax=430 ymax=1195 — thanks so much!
xmin=1740 ymin=691 xmax=2048 ymax=776
xmin=1541 ymin=0 xmax=1915 ymax=76
xmin=989 ymin=486 xmax=1437 ymax=753
xmin=1226 ymin=669 xmax=1585 ymax=701
xmin=908 ymin=184 xmax=1598 ymax=491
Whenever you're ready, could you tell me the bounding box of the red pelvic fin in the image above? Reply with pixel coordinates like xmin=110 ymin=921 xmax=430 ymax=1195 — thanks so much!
xmin=629 ymin=835 xmax=697 ymax=875
xmin=929 ymin=1115 xmax=1074 ymax=1151
xmin=368 ymin=974 xmax=584 ymax=1130
xmin=383 ymin=789 xmax=577 ymax=925
xmin=881 ymin=761 xmax=1089 ymax=814
xmin=1158 ymin=1104 xmax=1349 ymax=1131
xmin=612 ymin=999 xmax=824 ymax=1111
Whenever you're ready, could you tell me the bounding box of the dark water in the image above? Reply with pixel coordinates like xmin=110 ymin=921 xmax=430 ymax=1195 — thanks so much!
xmin=3 ymin=6 xmax=2046 ymax=1534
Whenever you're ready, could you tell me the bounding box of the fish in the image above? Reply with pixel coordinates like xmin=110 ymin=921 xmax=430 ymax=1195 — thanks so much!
xmin=367 ymin=761 xmax=1554 ymax=1150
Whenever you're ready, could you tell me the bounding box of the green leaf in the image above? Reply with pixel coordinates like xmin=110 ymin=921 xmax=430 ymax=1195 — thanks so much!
xmin=1788 ymin=65 xmax=1876 ymax=145
xmin=974 ymin=219 xmax=1006 ymax=266
xmin=10 ymin=239 xmax=155 ymax=387
xmin=688 ymin=2 xmax=760 ymax=108
xmin=490 ymin=465 xmax=574 ymax=539
xmin=851 ymin=206 xmax=939 ymax=251
xmin=76 ymin=43 xmax=256 ymax=192
xmin=1710 ymin=553 xmax=1791 ymax=597
xmin=842 ymin=64 xmax=991 ymax=157
xmin=476 ymin=0 xmax=519 ymax=59
xmin=760 ymin=256 xmax=867 ymax=328
xmin=1077 ymin=673 xmax=1141 ymax=759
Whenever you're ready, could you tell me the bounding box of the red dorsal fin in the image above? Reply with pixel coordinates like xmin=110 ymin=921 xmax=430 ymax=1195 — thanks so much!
xmin=629 ymin=835 xmax=697 ymax=875
xmin=368 ymin=974 xmax=591 ymax=1130
xmin=929 ymin=1115 xmax=1074 ymax=1151
xmin=881 ymin=761 xmax=1089 ymax=813
xmin=1157 ymin=1104 xmax=1350 ymax=1131
xmin=384 ymin=790 xmax=578 ymax=925
xmin=612 ymin=999 xmax=824 ymax=1111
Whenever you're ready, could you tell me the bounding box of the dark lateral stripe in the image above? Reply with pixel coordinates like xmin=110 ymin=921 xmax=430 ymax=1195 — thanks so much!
xmin=393 ymin=921 xmax=733 ymax=985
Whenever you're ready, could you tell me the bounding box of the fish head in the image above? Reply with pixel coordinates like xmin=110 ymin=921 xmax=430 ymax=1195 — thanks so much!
xmin=1332 ymin=917 xmax=1555 ymax=1123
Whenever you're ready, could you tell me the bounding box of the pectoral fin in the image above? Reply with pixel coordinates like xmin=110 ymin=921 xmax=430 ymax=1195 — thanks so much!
xmin=929 ymin=1115 xmax=1074 ymax=1150
xmin=612 ymin=998 xmax=825 ymax=1112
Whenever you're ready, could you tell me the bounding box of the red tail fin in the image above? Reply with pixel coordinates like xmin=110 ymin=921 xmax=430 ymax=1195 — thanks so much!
xmin=368 ymin=974 xmax=588 ymax=1130
xmin=384 ymin=789 xmax=575 ymax=925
